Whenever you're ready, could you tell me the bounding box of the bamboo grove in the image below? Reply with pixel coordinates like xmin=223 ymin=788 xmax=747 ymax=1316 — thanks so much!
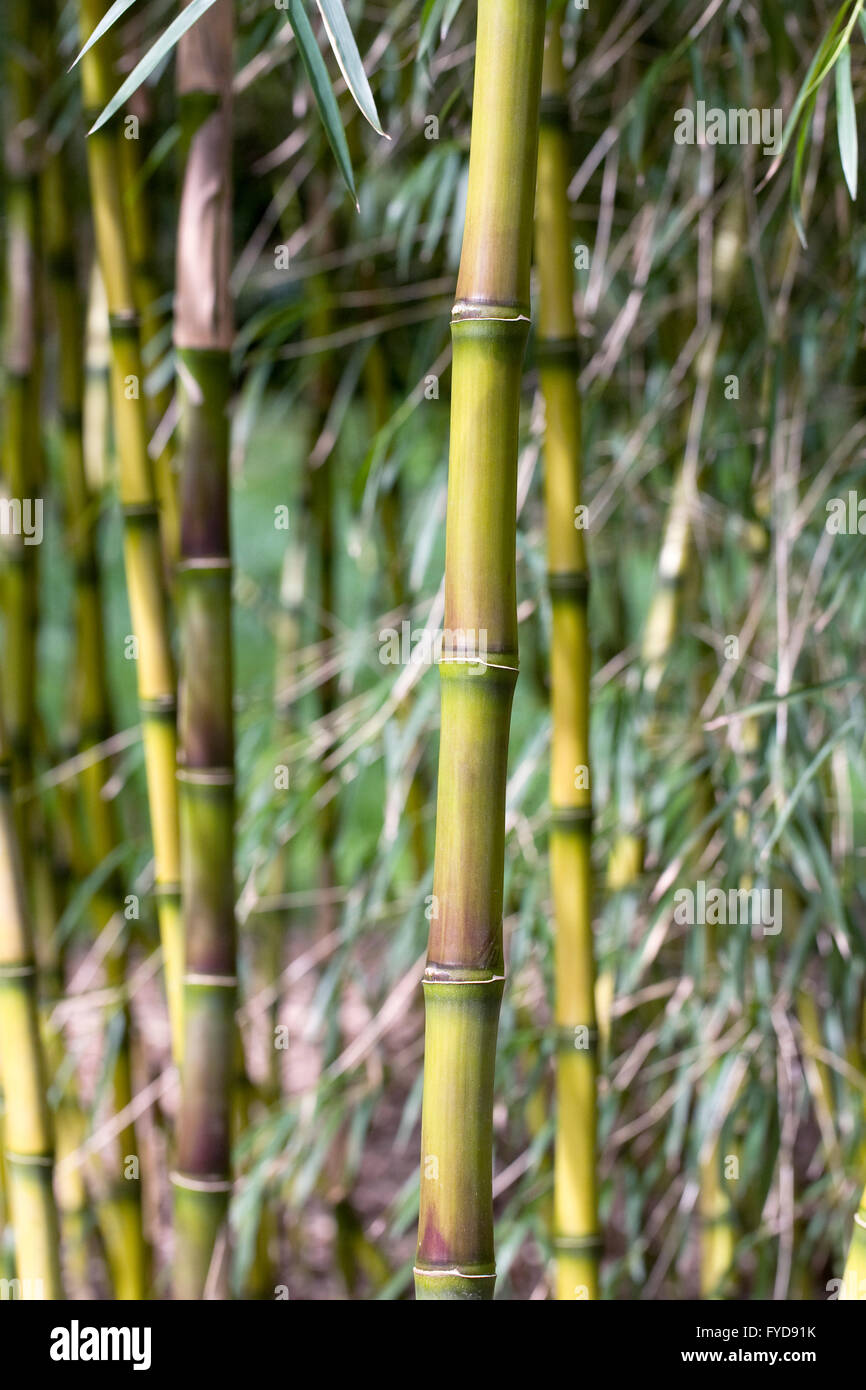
xmin=0 ymin=0 xmax=864 ymax=1307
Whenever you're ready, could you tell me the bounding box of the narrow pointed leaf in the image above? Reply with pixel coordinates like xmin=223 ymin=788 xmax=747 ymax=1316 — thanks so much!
xmin=421 ymin=148 xmax=460 ymax=261
xmin=419 ymin=0 xmax=446 ymax=61
xmin=288 ymin=0 xmax=357 ymax=203
xmin=764 ymin=0 xmax=865 ymax=183
xmin=88 ymin=0 xmax=223 ymax=134
xmin=316 ymin=0 xmax=387 ymax=136
xmin=791 ymin=90 xmax=817 ymax=247
xmin=836 ymin=44 xmax=858 ymax=197
xmin=71 ymin=0 xmax=139 ymax=70
xmin=761 ymin=718 xmax=857 ymax=860
xmin=441 ymin=0 xmax=463 ymax=39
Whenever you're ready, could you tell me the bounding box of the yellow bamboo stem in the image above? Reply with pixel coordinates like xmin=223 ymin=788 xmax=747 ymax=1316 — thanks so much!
xmin=78 ymin=0 xmax=184 ymax=1067
xmin=535 ymin=21 xmax=599 ymax=1300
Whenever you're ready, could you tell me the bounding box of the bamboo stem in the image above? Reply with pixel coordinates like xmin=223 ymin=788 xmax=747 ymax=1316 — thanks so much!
xmin=119 ymin=111 xmax=181 ymax=569
xmin=0 ymin=0 xmax=63 ymax=1300
xmin=0 ymin=708 xmax=63 ymax=1298
xmin=44 ymin=130 xmax=152 ymax=1300
xmin=171 ymin=0 xmax=236 ymax=1300
xmin=414 ymin=0 xmax=545 ymax=1301
xmin=535 ymin=21 xmax=599 ymax=1301
xmin=42 ymin=146 xmax=118 ymax=1297
xmin=2 ymin=0 xmax=42 ymax=896
xmin=78 ymin=0 xmax=184 ymax=1066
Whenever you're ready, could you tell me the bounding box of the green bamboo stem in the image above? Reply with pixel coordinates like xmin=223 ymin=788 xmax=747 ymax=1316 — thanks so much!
xmin=74 ymin=11 xmax=162 ymax=1293
xmin=44 ymin=121 xmax=152 ymax=1301
xmin=414 ymin=0 xmax=545 ymax=1301
xmin=2 ymin=0 xmax=42 ymax=882
xmin=701 ymin=1037 xmax=736 ymax=1289
xmin=170 ymin=0 xmax=236 ymax=1300
xmin=119 ymin=113 xmax=180 ymax=569
xmin=53 ymin=1101 xmax=93 ymax=1296
xmin=41 ymin=149 xmax=108 ymax=1295
xmin=0 ymin=2 xmax=65 ymax=1300
xmin=1 ymin=12 xmax=68 ymax=1126
xmin=0 ymin=709 xmax=63 ymax=1298
xmin=535 ymin=22 xmax=599 ymax=1301
xmin=694 ymin=739 xmax=736 ymax=1300
xmin=2 ymin=287 xmax=39 ymax=823
xmin=78 ymin=0 xmax=184 ymax=1067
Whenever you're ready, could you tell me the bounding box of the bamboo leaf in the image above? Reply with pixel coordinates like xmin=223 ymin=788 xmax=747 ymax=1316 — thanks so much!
xmin=71 ymin=0 xmax=139 ymax=70
xmin=420 ymin=147 xmax=460 ymax=261
xmin=315 ymin=0 xmax=387 ymax=136
xmin=763 ymin=0 xmax=864 ymax=183
xmin=92 ymin=1008 xmax=129 ymax=1116
xmin=761 ymin=719 xmax=858 ymax=861
xmin=790 ymin=90 xmax=817 ymax=247
xmin=288 ymin=0 xmax=357 ymax=204
xmin=88 ymin=0 xmax=224 ymax=134
xmin=795 ymin=808 xmax=851 ymax=951
xmin=836 ymin=44 xmax=858 ymax=197
xmin=56 ymin=843 xmax=129 ymax=943
xmin=419 ymin=0 xmax=447 ymax=62
xmin=124 ymin=122 xmax=181 ymax=202
xmin=441 ymin=0 xmax=463 ymax=39
xmin=447 ymin=162 xmax=469 ymax=268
